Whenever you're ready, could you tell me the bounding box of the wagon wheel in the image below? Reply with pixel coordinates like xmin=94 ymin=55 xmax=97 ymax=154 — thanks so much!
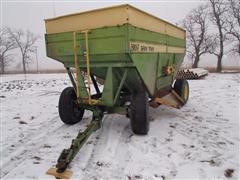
xmin=173 ymin=79 xmax=189 ymax=105
xmin=130 ymin=91 xmax=149 ymax=135
xmin=58 ymin=87 xmax=85 ymax=125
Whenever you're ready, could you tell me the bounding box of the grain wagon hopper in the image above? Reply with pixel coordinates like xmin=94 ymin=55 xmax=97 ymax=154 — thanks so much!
xmin=44 ymin=4 xmax=189 ymax=178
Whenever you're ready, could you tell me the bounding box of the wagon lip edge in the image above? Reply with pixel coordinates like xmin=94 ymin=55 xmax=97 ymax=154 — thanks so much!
xmin=44 ymin=4 xmax=130 ymax=22
xmin=44 ymin=3 xmax=186 ymax=33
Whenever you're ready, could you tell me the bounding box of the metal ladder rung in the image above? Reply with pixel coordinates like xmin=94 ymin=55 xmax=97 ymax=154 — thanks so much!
xmin=79 ymin=86 xmax=90 ymax=88
xmin=73 ymin=30 xmax=97 ymax=105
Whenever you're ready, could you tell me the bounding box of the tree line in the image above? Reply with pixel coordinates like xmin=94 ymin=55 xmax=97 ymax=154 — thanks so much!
xmin=0 ymin=27 xmax=39 ymax=74
xmin=182 ymin=0 xmax=239 ymax=72
xmin=1 ymin=0 xmax=239 ymax=74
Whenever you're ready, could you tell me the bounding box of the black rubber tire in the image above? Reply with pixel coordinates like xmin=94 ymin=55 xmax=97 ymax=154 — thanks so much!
xmin=130 ymin=91 xmax=149 ymax=135
xmin=173 ymin=79 xmax=189 ymax=105
xmin=58 ymin=87 xmax=84 ymax=125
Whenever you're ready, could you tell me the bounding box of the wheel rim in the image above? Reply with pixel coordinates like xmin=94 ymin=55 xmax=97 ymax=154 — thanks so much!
xmin=183 ymin=84 xmax=189 ymax=100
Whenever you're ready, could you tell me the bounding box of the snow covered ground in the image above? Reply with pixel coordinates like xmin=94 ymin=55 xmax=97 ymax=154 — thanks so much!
xmin=0 ymin=73 xmax=239 ymax=179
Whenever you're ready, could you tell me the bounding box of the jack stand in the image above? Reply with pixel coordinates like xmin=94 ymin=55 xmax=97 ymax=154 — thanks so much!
xmin=46 ymin=108 xmax=103 ymax=179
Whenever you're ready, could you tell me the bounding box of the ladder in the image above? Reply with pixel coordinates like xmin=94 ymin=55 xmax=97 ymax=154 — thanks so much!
xmin=73 ymin=30 xmax=99 ymax=105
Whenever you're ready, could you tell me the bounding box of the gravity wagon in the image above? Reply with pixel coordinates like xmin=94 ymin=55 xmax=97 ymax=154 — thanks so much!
xmin=44 ymin=4 xmax=189 ymax=178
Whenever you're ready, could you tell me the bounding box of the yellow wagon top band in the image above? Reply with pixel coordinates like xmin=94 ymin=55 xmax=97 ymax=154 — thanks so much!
xmin=45 ymin=4 xmax=185 ymax=40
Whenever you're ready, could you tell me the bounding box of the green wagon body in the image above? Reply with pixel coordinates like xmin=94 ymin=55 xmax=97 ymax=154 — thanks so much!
xmin=45 ymin=5 xmax=186 ymax=107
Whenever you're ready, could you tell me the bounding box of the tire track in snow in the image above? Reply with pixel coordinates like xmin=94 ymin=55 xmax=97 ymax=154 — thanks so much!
xmin=0 ymin=86 xmax=61 ymax=158
xmin=110 ymin=123 xmax=133 ymax=178
xmin=74 ymin=115 xmax=131 ymax=179
xmin=1 ymin=115 xmax=60 ymax=161
xmin=76 ymin=115 xmax=113 ymax=171
xmin=1 ymin=116 xmax=76 ymax=178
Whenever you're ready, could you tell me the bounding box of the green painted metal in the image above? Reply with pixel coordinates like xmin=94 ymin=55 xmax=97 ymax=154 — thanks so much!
xmin=45 ymin=24 xmax=184 ymax=63
xmin=45 ymin=23 xmax=186 ymax=106
xmin=100 ymin=67 xmax=129 ymax=107
xmin=113 ymin=69 xmax=128 ymax=104
xmin=55 ymin=108 xmax=103 ymax=173
xmin=101 ymin=67 xmax=115 ymax=106
xmin=56 ymin=121 xmax=98 ymax=172
xmin=128 ymin=25 xmax=185 ymax=48
xmin=130 ymin=53 xmax=158 ymax=95
xmin=107 ymin=106 xmax=128 ymax=114
xmin=45 ymin=21 xmax=186 ymax=177
xmin=78 ymin=69 xmax=88 ymax=99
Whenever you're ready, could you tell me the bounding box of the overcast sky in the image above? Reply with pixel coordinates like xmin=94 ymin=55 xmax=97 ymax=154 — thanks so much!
xmin=2 ymin=0 xmax=237 ymax=71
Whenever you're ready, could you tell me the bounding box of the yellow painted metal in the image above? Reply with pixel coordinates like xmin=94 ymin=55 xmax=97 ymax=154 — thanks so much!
xmin=150 ymin=93 xmax=181 ymax=109
xmin=80 ymin=30 xmax=100 ymax=105
xmin=81 ymin=98 xmax=100 ymax=105
xmin=164 ymin=65 xmax=175 ymax=75
xmin=129 ymin=41 xmax=185 ymax=54
xmin=149 ymin=90 xmax=185 ymax=109
xmin=45 ymin=4 xmax=185 ymax=39
xmin=168 ymin=46 xmax=186 ymax=53
xmin=72 ymin=30 xmax=100 ymax=105
xmin=171 ymin=90 xmax=185 ymax=104
xmin=83 ymin=30 xmax=101 ymax=105
xmin=73 ymin=31 xmax=80 ymax=98
xmin=183 ymin=84 xmax=189 ymax=100
xmin=83 ymin=30 xmax=92 ymax=104
xmin=127 ymin=6 xmax=185 ymax=39
xmin=46 ymin=168 xmax=73 ymax=179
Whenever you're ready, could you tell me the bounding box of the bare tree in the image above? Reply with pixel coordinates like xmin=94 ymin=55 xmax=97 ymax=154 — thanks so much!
xmin=0 ymin=27 xmax=17 ymax=74
xmin=209 ymin=0 xmax=228 ymax=72
xmin=225 ymin=0 xmax=240 ymax=57
xmin=183 ymin=4 xmax=213 ymax=68
xmin=8 ymin=28 xmax=39 ymax=76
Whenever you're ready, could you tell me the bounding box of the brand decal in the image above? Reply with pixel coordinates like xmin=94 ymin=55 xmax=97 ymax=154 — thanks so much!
xmin=129 ymin=41 xmax=185 ymax=53
xmin=130 ymin=42 xmax=154 ymax=52
xmin=130 ymin=42 xmax=155 ymax=52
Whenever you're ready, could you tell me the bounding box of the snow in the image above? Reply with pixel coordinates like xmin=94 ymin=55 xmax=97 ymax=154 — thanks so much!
xmin=0 ymin=73 xmax=239 ymax=179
